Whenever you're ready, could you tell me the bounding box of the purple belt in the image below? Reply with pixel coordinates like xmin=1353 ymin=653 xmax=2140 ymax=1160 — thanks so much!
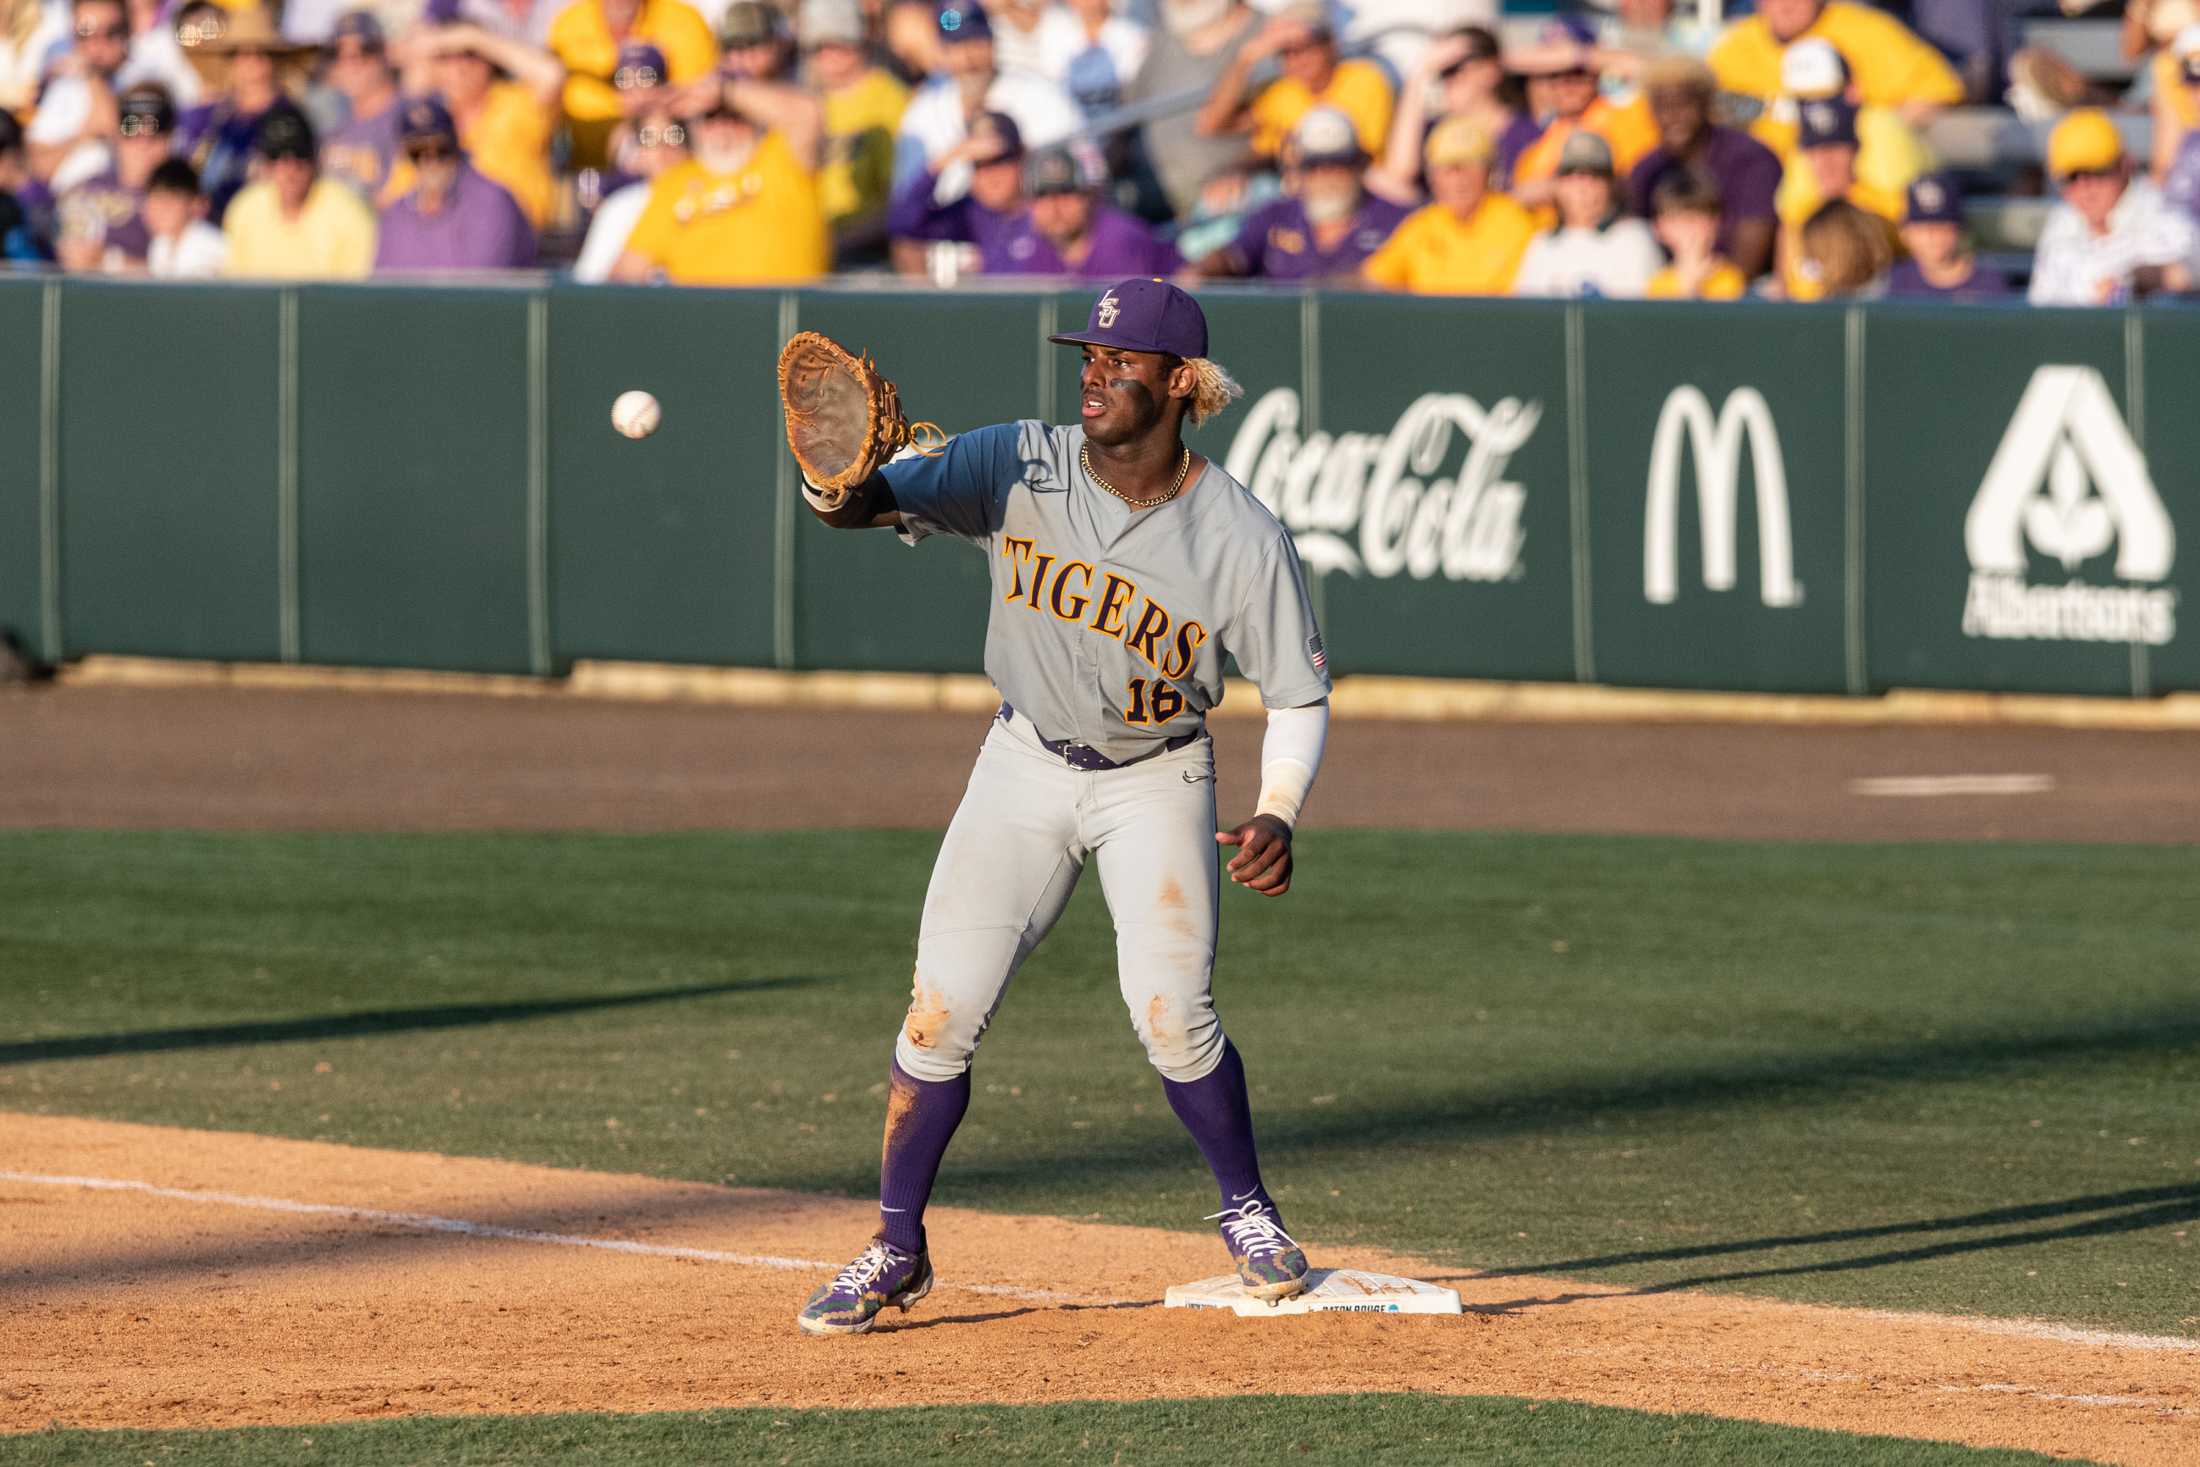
xmin=997 ymin=702 xmax=1202 ymax=772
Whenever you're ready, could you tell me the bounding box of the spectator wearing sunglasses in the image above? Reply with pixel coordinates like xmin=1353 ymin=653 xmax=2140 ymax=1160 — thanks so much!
xmin=571 ymin=102 xmax=688 ymax=280
xmin=53 ymin=79 xmax=172 ymax=270
xmin=549 ymin=0 xmax=718 ymax=171
xmin=374 ymin=95 xmax=534 ymax=271
xmin=320 ymin=11 xmax=404 ymax=203
xmin=1506 ymin=17 xmax=1656 ymax=216
xmin=613 ymin=67 xmax=829 ymax=283
xmin=222 ymin=100 xmax=376 ymax=276
xmin=26 ymin=0 xmax=137 ymax=192
xmin=2028 ymin=109 xmax=2198 ymax=306
xmin=1373 ymin=27 xmax=1537 ymax=203
xmin=1196 ymin=1 xmax=1391 ymax=163
xmin=401 ymin=19 xmax=565 ymax=229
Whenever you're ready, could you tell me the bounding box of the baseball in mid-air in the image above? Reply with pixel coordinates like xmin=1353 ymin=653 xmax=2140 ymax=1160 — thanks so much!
xmin=611 ymin=390 xmax=662 ymax=439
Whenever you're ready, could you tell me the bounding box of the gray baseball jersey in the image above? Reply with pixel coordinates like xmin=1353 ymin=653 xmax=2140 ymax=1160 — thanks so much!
xmin=882 ymin=419 xmax=1331 ymax=762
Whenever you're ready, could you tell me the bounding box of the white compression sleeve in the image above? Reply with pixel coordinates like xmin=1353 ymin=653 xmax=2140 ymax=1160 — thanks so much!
xmin=1254 ymin=700 xmax=1329 ymax=828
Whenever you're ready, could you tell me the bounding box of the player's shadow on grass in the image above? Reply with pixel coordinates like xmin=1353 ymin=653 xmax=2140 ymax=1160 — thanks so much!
xmin=1475 ymin=1181 xmax=2200 ymax=1281
xmin=0 ymin=977 xmax=817 ymax=1067
xmin=897 ymin=1006 xmax=2200 ymax=1208
xmin=1452 ymin=1183 xmax=2200 ymax=1311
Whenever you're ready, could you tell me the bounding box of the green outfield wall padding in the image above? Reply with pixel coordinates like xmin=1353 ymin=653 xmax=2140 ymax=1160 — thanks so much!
xmin=2134 ymin=308 xmax=2200 ymax=695
xmin=0 ymin=283 xmax=44 ymax=656
xmin=545 ymin=286 xmax=783 ymax=670
xmin=55 ymin=282 xmax=285 ymax=662
xmin=294 ymin=287 xmax=535 ymax=673
xmin=1862 ymin=306 xmax=2144 ymax=697
xmin=1310 ymin=294 xmax=1576 ymax=683
xmin=1582 ymin=302 xmax=1852 ymax=694
xmin=4 ymin=278 xmax=2192 ymax=697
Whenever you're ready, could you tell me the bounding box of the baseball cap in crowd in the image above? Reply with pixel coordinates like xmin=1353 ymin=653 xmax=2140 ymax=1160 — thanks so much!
xmin=1780 ymin=38 xmax=1852 ymax=100
xmin=256 ymin=103 xmax=317 ymax=160
xmin=613 ymin=41 xmax=667 ymax=90
xmin=1050 ymin=278 xmax=1208 ymax=359
xmin=331 ymin=9 xmax=385 ymax=50
xmin=1273 ymin=1 xmax=1332 ymax=36
xmin=1423 ymin=114 xmax=1494 ymax=168
xmin=1510 ymin=14 xmax=1596 ymax=76
xmin=937 ymin=2 xmax=991 ymax=43
xmin=118 ymin=83 xmax=177 ymax=137
xmin=1796 ymin=97 xmax=1859 ymax=150
xmin=720 ymin=0 xmax=784 ymax=48
xmin=2047 ymin=108 xmax=2123 ymax=178
xmin=400 ymin=96 xmax=458 ymax=147
xmin=1025 ymin=147 xmax=1086 ymax=196
xmin=967 ymin=110 xmax=1023 ymax=164
xmin=2176 ymin=24 xmax=2200 ymax=84
xmin=1904 ymin=172 xmax=1963 ymax=225
xmin=799 ymin=0 xmax=863 ymax=48
xmin=1555 ymin=129 xmax=1614 ymax=177
xmin=1290 ymin=105 xmax=1362 ymax=166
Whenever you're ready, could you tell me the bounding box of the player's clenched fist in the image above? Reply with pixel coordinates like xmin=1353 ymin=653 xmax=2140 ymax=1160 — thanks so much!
xmin=1217 ymin=815 xmax=1294 ymax=895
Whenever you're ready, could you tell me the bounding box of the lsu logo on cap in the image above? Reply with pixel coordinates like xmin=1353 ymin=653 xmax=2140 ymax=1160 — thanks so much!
xmin=1095 ymin=290 xmax=1120 ymax=328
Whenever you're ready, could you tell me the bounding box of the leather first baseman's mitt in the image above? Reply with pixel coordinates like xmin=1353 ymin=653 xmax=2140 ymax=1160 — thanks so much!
xmin=776 ymin=331 xmax=945 ymax=507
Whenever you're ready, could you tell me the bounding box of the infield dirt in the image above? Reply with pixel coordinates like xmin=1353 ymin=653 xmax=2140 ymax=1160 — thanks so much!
xmin=3 ymin=1114 xmax=2194 ymax=1464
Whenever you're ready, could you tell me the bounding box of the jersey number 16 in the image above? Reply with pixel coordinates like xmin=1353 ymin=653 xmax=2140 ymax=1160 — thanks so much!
xmin=1123 ymin=677 xmax=1185 ymax=725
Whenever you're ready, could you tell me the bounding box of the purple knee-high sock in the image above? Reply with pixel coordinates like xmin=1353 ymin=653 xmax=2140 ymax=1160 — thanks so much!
xmin=877 ymin=1057 xmax=969 ymax=1254
xmin=1160 ymin=1039 xmax=1271 ymax=1211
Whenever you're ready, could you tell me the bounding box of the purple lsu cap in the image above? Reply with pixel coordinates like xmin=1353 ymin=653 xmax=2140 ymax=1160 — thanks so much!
xmin=1905 ymin=171 xmax=1963 ymax=225
xmin=1049 ymin=278 xmax=1208 ymax=359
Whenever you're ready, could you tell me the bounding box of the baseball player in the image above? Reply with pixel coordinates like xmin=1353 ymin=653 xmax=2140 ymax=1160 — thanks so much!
xmin=795 ymin=278 xmax=1333 ymax=1335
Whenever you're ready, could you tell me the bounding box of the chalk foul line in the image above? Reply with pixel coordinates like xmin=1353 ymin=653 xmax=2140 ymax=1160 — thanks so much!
xmin=8 ymin=1169 xmax=2197 ymax=1383
xmin=0 ymin=1170 xmax=1097 ymax=1306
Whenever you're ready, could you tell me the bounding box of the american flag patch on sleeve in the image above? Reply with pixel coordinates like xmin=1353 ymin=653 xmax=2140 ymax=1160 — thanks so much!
xmin=1307 ymin=633 xmax=1326 ymax=671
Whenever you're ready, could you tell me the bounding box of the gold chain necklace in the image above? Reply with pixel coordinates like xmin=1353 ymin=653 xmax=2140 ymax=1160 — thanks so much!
xmin=1082 ymin=444 xmax=1192 ymax=509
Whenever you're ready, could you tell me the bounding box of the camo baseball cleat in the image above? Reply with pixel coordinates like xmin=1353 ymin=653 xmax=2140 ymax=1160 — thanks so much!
xmin=796 ymin=1237 xmax=934 ymax=1336
xmin=1208 ymin=1193 xmax=1309 ymax=1301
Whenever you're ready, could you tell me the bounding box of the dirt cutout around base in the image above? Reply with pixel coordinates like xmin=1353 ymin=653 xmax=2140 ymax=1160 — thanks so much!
xmin=2 ymin=1117 xmax=2193 ymax=1463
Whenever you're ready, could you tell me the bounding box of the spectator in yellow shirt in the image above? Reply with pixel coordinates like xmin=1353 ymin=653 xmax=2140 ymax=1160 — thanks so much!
xmin=1776 ymin=99 xmax=1900 ymax=298
xmin=1506 ymin=17 xmax=1656 ymax=214
xmin=222 ymin=102 xmax=376 ymax=277
xmin=398 ymin=21 xmax=565 ymax=229
xmin=615 ymin=71 xmax=829 ymax=283
xmin=549 ymin=0 xmax=718 ymax=168
xmin=799 ymin=0 xmax=908 ymax=264
xmin=1710 ymin=0 xmax=1962 ymax=124
xmin=1646 ymin=171 xmax=1748 ymax=300
xmin=1361 ymin=115 xmax=1534 ymax=296
xmin=1760 ymin=38 xmax=1932 ymax=230
xmin=1195 ymin=1 xmax=1390 ymax=161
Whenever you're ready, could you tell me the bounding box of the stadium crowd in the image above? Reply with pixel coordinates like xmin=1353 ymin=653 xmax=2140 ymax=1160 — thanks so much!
xmin=2 ymin=0 xmax=2198 ymax=303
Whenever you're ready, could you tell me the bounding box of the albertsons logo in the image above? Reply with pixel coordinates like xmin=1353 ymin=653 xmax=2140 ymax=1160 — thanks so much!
xmin=1961 ymin=366 xmax=2177 ymax=646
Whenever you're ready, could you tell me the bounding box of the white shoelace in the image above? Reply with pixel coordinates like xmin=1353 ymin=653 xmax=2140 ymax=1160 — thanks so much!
xmin=830 ymin=1241 xmax=904 ymax=1293
xmin=1204 ymin=1198 xmax=1298 ymax=1259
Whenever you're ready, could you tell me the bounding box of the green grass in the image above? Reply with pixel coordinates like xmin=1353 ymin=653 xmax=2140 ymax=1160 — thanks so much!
xmin=2 ymin=830 xmax=2196 ymax=1333
xmin=0 ymin=1395 xmax=2101 ymax=1466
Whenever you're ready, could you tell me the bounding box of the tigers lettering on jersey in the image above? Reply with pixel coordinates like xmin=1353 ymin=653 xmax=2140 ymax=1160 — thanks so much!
xmin=1003 ymin=536 xmax=1209 ymax=680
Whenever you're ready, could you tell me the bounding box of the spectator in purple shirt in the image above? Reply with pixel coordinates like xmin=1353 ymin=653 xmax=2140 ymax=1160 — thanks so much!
xmin=319 ymin=11 xmax=404 ymax=205
xmin=1187 ymin=105 xmax=1408 ymax=283
xmin=54 ymin=81 xmax=172 ymax=270
xmin=1626 ymin=55 xmax=1779 ymax=280
xmin=886 ymin=107 xmax=1025 ymax=274
xmin=373 ymin=96 xmax=534 ymax=271
xmin=981 ymin=146 xmax=1178 ymax=276
xmin=1885 ymin=171 xmax=2010 ymax=300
